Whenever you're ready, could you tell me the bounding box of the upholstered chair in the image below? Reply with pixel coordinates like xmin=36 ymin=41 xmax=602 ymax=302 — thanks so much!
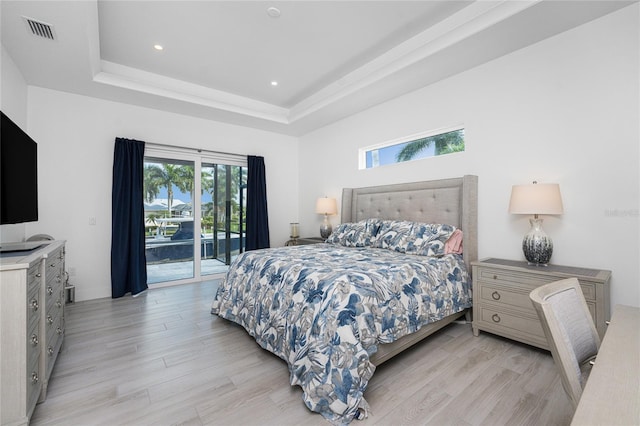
xmin=529 ymin=277 xmax=601 ymax=408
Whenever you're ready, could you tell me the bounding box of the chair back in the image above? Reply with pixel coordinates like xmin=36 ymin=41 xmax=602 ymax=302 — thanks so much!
xmin=529 ymin=277 xmax=601 ymax=408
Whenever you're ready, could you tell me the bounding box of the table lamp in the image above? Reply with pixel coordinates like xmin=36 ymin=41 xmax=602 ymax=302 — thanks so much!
xmin=316 ymin=197 xmax=337 ymax=239
xmin=509 ymin=181 xmax=563 ymax=266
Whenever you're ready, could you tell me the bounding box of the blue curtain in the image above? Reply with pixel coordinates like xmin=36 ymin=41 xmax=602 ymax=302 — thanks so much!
xmin=246 ymin=155 xmax=270 ymax=250
xmin=111 ymin=138 xmax=148 ymax=298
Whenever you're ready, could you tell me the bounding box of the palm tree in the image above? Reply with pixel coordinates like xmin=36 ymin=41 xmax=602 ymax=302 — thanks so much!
xmin=396 ymin=129 xmax=465 ymax=162
xmin=144 ymin=163 xmax=188 ymax=217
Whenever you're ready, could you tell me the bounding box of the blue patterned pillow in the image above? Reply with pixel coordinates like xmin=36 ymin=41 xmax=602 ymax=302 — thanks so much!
xmin=371 ymin=220 xmax=415 ymax=251
xmin=373 ymin=220 xmax=457 ymax=256
xmin=406 ymin=222 xmax=457 ymax=257
xmin=326 ymin=218 xmax=382 ymax=247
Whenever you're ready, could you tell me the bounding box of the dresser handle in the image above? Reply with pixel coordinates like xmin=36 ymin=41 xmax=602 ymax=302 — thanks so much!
xmin=30 ymin=299 xmax=39 ymax=311
xmin=56 ymin=300 xmax=62 ymax=308
xmin=491 ymin=291 xmax=501 ymax=301
xmin=47 ymin=285 xmax=54 ymax=295
xmin=31 ymin=372 xmax=39 ymax=384
xmin=48 ymin=346 xmax=54 ymax=356
xmin=36 ymin=273 xmax=42 ymax=278
xmin=56 ymin=327 xmax=63 ymax=335
xmin=47 ymin=315 xmax=54 ymax=325
xmin=492 ymin=313 xmax=501 ymax=323
xmin=31 ymin=334 xmax=39 ymax=346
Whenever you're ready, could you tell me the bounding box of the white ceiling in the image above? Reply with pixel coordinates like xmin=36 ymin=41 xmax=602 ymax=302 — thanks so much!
xmin=1 ymin=1 xmax=634 ymax=136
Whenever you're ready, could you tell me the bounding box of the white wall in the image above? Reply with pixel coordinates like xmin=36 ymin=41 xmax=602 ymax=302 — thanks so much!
xmin=298 ymin=5 xmax=639 ymax=309
xmin=25 ymin=88 xmax=299 ymax=301
xmin=0 ymin=45 xmax=29 ymax=243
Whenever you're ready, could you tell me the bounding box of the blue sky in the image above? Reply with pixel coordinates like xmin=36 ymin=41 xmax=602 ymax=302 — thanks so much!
xmin=153 ymin=185 xmax=212 ymax=204
xmin=366 ymin=140 xmax=435 ymax=168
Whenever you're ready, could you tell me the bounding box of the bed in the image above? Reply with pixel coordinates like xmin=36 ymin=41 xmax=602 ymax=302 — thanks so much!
xmin=211 ymin=175 xmax=478 ymax=425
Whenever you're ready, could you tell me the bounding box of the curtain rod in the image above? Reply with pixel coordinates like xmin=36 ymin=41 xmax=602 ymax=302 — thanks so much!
xmin=144 ymin=141 xmax=246 ymax=160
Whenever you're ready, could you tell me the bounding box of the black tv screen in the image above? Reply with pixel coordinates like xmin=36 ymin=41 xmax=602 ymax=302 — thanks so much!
xmin=1 ymin=111 xmax=38 ymax=224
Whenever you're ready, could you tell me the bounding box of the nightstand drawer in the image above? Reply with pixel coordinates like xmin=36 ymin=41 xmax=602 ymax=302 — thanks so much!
xmin=478 ymin=306 xmax=546 ymax=341
xmin=479 ymin=285 xmax=534 ymax=312
xmin=479 ymin=268 xmax=550 ymax=287
xmin=577 ymin=281 xmax=595 ymax=300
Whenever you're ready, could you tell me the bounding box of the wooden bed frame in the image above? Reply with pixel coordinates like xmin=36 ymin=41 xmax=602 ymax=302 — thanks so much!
xmin=341 ymin=175 xmax=478 ymax=365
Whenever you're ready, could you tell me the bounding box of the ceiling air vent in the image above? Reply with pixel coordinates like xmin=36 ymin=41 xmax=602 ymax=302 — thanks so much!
xmin=23 ymin=16 xmax=56 ymax=41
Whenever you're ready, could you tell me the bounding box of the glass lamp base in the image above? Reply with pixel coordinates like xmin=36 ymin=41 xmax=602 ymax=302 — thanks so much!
xmin=320 ymin=224 xmax=332 ymax=239
xmin=320 ymin=215 xmax=332 ymax=239
xmin=522 ymin=218 xmax=553 ymax=266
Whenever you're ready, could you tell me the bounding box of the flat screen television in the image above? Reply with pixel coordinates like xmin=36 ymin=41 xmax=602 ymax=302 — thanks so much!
xmin=1 ymin=111 xmax=38 ymax=224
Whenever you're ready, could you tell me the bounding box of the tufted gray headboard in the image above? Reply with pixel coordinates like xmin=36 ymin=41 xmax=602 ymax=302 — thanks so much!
xmin=341 ymin=175 xmax=478 ymax=271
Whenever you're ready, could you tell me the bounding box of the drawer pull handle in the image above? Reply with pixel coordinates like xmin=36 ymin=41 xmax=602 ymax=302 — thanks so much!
xmin=48 ymin=346 xmax=54 ymax=356
xmin=56 ymin=276 xmax=62 ymax=283
xmin=36 ymin=273 xmax=42 ymax=278
xmin=56 ymin=327 xmax=63 ymax=335
xmin=491 ymin=291 xmax=501 ymax=301
xmin=493 ymin=274 xmax=498 ymax=280
xmin=31 ymin=372 xmax=39 ymax=384
xmin=47 ymin=315 xmax=54 ymax=325
xmin=31 ymin=299 xmax=39 ymax=311
xmin=492 ymin=313 xmax=501 ymax=323
xmin=47 ymin=286 xmax=54 ymax=295
xmin=31 ymin=334 xmax=39 ymax=346
xmin=56 ymin=300 xmax=62 ymax=308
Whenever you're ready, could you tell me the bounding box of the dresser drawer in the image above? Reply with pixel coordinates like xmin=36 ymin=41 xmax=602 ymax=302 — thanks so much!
xmin=27 ymin=283 xmax=41 ymax=331
xmin=27 ymin=318 xmax=41 ymax=366
xmin=46 ymin=322 xmax=64 ymax=371
xmin=27 ymin=262 xmax=42 ymax=291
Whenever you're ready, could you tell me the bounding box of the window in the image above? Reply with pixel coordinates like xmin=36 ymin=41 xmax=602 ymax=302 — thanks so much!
xmin=359 ymin=126 xmax=465 ymax=169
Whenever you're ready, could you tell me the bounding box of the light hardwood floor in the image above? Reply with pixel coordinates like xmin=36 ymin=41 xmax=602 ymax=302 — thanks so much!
xmin=31 ymin=281 xmax=574 ymax=426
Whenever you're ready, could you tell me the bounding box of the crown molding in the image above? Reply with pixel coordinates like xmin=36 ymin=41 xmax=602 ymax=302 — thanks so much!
xmin=93 ymin=61 xmax=290 ymax=123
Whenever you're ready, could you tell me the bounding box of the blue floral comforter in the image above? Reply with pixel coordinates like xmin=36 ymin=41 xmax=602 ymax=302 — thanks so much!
xmin=211 ymin=244 xmax=471 ymax=424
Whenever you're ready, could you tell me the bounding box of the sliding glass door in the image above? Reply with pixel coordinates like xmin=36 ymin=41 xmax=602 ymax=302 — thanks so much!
xmin=143 ymin=148 xmax=247 ymax=285
xmin=201 ymin=163 xmax=246 ymax=277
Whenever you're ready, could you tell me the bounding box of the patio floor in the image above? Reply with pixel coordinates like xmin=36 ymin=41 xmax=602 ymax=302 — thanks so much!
xmin=147 ymin=258 xmax=230 ymax=284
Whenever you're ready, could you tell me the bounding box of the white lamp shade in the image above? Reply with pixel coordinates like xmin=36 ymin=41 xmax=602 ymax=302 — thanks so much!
xmin=316 ymin=197 xmax=337 ymax=215
xmin=509 ymin=183 xmax=564 ymax=215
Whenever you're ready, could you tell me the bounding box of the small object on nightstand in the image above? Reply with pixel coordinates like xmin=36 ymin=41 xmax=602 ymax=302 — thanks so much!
xmin=285 ymin=222 xmax=300 ymax=246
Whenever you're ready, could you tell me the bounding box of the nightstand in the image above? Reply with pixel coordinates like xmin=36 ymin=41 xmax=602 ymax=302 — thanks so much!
xmin=471 ymin=258 xmax=611 ymax=350
xmin=285 ymin=237 xmax=325 ymax=246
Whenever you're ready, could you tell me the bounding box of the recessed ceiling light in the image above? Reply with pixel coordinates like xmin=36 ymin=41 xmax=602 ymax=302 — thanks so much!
xmin=271 ymin=81 xmax=278 ymax=86
xmin=153 ymin=44 xmax=164 ymax=51
xmin=266 ymin=7 xmax=281 ymax=18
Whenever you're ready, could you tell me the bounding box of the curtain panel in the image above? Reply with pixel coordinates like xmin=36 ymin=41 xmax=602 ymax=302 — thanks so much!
xmin=111 ymin=138 xmax=148 ymax=297
xmin=246 ymin=155 xmax=270 ymax=250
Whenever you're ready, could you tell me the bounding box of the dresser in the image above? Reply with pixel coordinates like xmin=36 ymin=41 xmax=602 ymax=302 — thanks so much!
xmin=0 ymin=240 xmax=66 ymax=426
xmin=471 ymin=258 xmax=610 ymax=350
